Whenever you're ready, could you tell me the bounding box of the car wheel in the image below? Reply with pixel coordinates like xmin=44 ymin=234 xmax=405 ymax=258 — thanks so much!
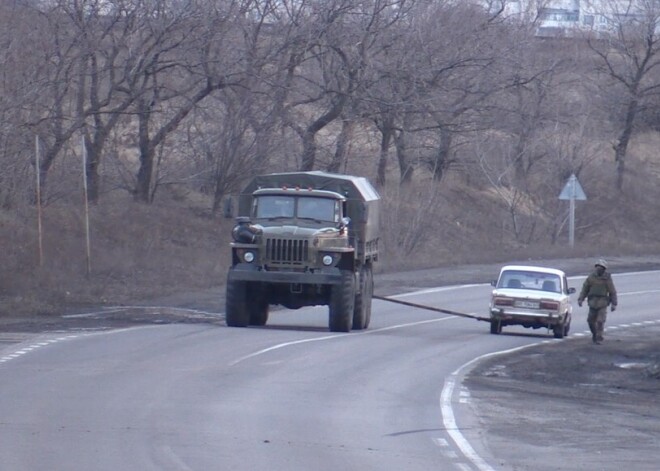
xmin=490 ymin=319 xmax=502 ymax=334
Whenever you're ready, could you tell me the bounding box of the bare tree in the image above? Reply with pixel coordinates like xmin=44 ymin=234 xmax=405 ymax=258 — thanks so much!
xmin=371 ymin=2 xmax=509 ymax=183
xmin=128 ymin=1 xmax=246 ymax=203
xmin=587 ymin=1 xmax=660 ymax=190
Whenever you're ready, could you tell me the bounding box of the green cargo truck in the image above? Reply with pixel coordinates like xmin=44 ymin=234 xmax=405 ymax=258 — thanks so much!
xmin=225 ymin=171 xmax=380 ymax=332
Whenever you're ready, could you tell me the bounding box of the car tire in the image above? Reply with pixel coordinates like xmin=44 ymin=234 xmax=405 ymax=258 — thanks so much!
xmin=490 ymin=319 xmax=502 ymax=334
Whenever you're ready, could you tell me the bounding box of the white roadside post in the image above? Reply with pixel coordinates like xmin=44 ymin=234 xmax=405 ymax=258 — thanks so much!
xmin=559 ymin=174 xmax=587 ymax=247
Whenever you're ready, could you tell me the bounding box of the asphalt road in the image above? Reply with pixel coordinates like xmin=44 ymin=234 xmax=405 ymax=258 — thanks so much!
xmin=0 ymin=269 xmax=658 ymax=470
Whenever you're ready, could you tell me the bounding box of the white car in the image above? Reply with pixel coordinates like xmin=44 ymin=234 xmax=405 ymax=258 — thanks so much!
xmin=489 ymin=265 xmax=575 ymax=338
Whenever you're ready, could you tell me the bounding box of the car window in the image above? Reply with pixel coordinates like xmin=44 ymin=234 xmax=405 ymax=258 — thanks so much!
xmin=498 ymin=270 xmax=561 ymax=293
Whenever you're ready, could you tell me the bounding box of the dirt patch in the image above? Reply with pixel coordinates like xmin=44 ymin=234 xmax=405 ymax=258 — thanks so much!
xmin=465 ymin=324 xmax=660 ymax=471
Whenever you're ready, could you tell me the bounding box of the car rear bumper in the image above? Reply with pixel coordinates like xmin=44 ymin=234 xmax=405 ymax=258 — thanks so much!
xmin=490 ymin=308 xmax=566 ymax=326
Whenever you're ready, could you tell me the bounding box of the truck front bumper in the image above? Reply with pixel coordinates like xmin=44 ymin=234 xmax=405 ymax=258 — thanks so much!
xmin=228 ymin=264 xmax=344 ymax=285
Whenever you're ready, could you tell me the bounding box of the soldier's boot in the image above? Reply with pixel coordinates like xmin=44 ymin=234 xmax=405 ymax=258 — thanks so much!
xmin=588 ymin=322 xmax=597 ymax=343
xmin=596 ymin=322 xmax=604 ymax=344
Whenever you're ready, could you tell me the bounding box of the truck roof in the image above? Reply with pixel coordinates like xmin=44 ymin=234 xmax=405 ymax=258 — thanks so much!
xmin=253 ymin=188 xmax=346 ymax=200
xmin=242 ymin=171 xmax=380 ymax=202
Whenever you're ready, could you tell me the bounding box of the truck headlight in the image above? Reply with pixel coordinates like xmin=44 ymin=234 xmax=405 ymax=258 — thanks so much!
xmin=322 ymin=255 xmax=334 ymax=266
xmin=244 ymin=251 xmax=255 ymax=263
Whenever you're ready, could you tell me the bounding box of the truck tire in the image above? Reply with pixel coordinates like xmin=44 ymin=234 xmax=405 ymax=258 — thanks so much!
xmin=248 ymin=283 xmax=269 ymax=326
xmin=225 ymin=279 xmax=249 ymax=327
xmin=329 ymin=270 xmax=355 ymax=332
xmin=352 ymin=266 xmax=373 ymax=330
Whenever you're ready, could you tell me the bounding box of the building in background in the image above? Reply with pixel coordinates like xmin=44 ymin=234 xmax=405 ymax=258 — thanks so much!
xmin=486 ymin=0 xmax=652 ymax=37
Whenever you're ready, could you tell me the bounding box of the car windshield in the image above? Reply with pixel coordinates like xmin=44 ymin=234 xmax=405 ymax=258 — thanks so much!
xmin=498 ymin=270 xmax=561 ymax=293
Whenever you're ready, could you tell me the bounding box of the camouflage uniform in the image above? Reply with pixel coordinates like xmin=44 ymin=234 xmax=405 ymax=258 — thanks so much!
xmin=578 ymin=260 xmax=618 ymax=344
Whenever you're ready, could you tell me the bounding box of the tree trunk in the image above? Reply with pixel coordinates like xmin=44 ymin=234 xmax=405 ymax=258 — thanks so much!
xmin=431 ymin=127 xmax=452 ymax=181
xmin=300 ymin=94 xmax=347 ymax=171
xmin=327 ymin=119 xmax=353 ymax=173
xmin=134 ymin=100 xmax=153 ymax=203
xmin=614 ymin=98 xmax=637 ymax=191
xmin=133 ymin=81 xmax=222 ymax=203
xmin=376 ymin=115 xmax=395 ymax=187
xmin=395 ymin=130 xmax=413 ymax=185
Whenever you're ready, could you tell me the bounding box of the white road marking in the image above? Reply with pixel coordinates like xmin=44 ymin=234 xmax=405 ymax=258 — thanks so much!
xmin=433 ymin=437 xmax=449 ymax=447
xmin=62 ymin=306 xmax=221 ymax=318
xmin=229 ymin=316 xmax=457 ymax=366
xmin=0 ymin=329 xmax=137 ymax=366
xmin=441 ymin=375 xmax=496 ymax=471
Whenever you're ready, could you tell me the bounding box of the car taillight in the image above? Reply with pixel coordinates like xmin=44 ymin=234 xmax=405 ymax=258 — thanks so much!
xmin=540 ymin=300 xmax=559 ymax=310
xmin=493 ymin=297 xmax=514 ymax=306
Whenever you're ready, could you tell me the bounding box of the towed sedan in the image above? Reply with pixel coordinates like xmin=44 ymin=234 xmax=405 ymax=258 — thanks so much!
xmin=489 ymin=265 xmax=575 ymax=338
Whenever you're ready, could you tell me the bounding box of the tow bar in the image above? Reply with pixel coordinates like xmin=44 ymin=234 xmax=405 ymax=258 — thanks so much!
xmin=372 ymin=294 xmax=491 ymax=322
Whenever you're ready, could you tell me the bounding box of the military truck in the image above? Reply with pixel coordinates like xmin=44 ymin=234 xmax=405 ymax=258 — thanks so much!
xmin=225 ymin=171 xmax=380 ymax=332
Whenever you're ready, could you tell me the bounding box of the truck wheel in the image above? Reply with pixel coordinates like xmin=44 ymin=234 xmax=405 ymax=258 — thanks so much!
xmin=352 ymin=266 xmax=373 ymax=330
xmin=248 ymin=283 xmax=269 ymax=326
xmin=329 ymin=270 xmax=355 ymax=332
xmin=225 ymin=279 xmax=249 ymax=327
xmin=490 ymin=319 xmax=502 ymax=334
xmin=364 ymin=268 xmax=374 ymax=328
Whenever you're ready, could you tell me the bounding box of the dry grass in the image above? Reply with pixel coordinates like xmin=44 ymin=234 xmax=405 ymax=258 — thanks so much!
xmin=0 ymin=195 xmax=231 ymax=316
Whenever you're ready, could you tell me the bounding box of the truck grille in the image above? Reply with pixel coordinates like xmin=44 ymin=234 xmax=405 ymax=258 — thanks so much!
xmin=266 ymin=238 xmax=309 ymax=265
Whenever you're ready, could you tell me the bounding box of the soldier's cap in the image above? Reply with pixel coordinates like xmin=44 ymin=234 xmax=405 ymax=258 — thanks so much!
xmin=595 ymin=258 xmax=608 ymax=269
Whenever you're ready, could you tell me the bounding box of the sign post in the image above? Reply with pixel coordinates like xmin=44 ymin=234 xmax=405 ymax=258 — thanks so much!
xmin=558 ymin=174 xmax=587 ymax=247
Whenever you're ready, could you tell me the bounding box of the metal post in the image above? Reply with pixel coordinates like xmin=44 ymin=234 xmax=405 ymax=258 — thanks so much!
xmin=569 ymin=194 xmax=575 ymax=248
xmin=82 ymin=136 xmax=92 ymax=277
xmin=35 ymin=136 xmax=43 ymax=266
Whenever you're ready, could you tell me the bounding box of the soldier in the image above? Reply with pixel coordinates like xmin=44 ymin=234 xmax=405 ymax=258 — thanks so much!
xmin=577 ymin=259 xmax=618 ymax=344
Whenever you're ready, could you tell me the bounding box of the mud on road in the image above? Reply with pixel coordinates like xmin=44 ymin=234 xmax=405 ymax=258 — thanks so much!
xmin=465 ymin=323 xmax=660 ymax=471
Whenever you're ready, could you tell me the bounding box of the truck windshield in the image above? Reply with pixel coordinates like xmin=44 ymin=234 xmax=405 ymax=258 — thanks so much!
xmin=254 ymin=195 xmax=338 ymax=222
xmin=255 ymin=196 xmax=295 ymax=218
xmin=297 ymin=197 xmax=337 ymax=222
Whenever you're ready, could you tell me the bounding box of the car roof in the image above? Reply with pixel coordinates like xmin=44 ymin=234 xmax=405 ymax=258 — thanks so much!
xmin=499 ymin=265 xmax=566 ymax=277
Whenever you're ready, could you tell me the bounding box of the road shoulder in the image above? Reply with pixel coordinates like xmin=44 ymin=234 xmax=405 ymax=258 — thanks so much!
xmin=464 ymin=323 xmax=660 ymax=471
